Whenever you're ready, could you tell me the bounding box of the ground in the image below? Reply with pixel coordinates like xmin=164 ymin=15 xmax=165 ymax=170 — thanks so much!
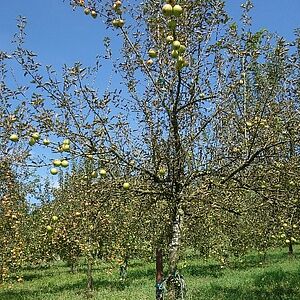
xmin=1 ymin=247 xmax=300 ymax=299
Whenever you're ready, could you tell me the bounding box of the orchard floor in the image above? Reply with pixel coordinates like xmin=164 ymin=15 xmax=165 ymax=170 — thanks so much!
xmin=1 ymin=247 xmax=300 ymax=300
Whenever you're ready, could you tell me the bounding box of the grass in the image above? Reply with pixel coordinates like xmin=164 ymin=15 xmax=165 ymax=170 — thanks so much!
xmin=1 ymin=247 xmax=300 ymax=299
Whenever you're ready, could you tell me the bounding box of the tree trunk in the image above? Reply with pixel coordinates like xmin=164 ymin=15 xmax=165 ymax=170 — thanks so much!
xmin=70 ymin=262 xmax=75 ymax=274
xmin=166 ymin=209 xmax=185 ymax=300
xmin=156 ymin=248 xmax=164 ymax=300
xmin=288 ymin=240 xmax=293 ymax=256
xmin=68 ymin=259 xmax=76 ymax=274
xmin=87 ymin=257 xmax=94 ymax=293
xmin=119 ymin=256 xmax=128 ymax=281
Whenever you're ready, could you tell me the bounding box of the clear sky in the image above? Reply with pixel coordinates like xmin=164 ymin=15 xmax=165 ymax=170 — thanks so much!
xmin=1 ymin=1 xmax=300 ymax=69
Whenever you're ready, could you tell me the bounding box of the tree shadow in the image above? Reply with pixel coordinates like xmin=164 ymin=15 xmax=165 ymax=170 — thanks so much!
xmin=128 ymin=266 xmax=155 ymax=280
xmin=230 ymin=250 xmax=300 ymax=271
xmin=182 ymin=263 xmax=224 ymax=278
xmin=0 ymin=278 xmax=125 ymax=300
xmin=191 ymin=267 xmax=300 ymax=300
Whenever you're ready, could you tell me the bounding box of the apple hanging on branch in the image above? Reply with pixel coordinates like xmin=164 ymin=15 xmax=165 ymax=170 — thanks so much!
xmin=123 ymin=182 xmax=130 ymax=190
xmin=9 ymin=134 xmax=19 ymax=142
xmin=50 ymin=168 xmax=59 ymax=175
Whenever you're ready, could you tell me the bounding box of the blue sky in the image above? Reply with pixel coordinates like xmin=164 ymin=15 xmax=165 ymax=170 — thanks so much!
xmin=1 ymin=1 xmax=300 ymax=69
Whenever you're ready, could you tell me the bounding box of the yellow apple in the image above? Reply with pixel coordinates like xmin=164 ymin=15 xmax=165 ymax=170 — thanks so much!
xmin=9 ymin=134 xmax=19 ymax=142
xmin=53 ymin=159 xmax=62 ymax=167
xmin=171 ymin=50 xmax=179 ymax=58
xmin=50 ymin=168 xmax=59 ymax=175
xmin=63 ymin=139 xmax=70 ymax=145
xmin=172 ymin=40 xmax=181 ymax=50
xmin=99 ymin=169 xmax=107 ymax=176
xmin=166 ymin=35 xmax=174 ymax=43
xmin=52 ymin=216 xmax=58 ymax=222
xmin=43 ymin=138 xmax=50 ymax=146
xmin=112 ymin=19 xmax=125 ymax=27
xmin=158 ymin=168 xmax=166 ymax=176
xmin=61 ymin=160 xmax=69 ymax=168
xmin=146 ymin=59 xmax=153 ymax=66
xmin=62 ymin=143 xmax=70 ymax=152
xmin=32 ymin=132 xmax=40 ymax=140
xmin=172 ymin=5 xmax=183 ymax=17
xmin=29 ymin=137 xmax=36 ymax=146
xmin=178 ymin=44 xmax=186 ymax=53
xmin=123 ymin=182 xmax=130 ymax=190
xmin=46 ymin=225 xmax=53 ymax=232
xmin=91 ymin=10 xmax=97 ymax=18
xmin=114 ymin=0 xmax=122 ymax=7
xmin=162 ymin=4 xmax=173 ymax=16
xmin=148 ymin=49 xmax=157 ymax=58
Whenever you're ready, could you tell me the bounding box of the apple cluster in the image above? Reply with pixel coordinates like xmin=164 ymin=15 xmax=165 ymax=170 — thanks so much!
xmin=161 ymin=2 xmax=188 ymax=70
xmin=10 ymin=130 xmax=50 ymax=147
xmin=112 ymin=0 xmax=125 ymax=28
xmin=145 ymin=2 xmax=187 ymax=69
xmin=146 ymin=48 xmax=158 ymax=66
xmin=162 ymin=1 xmax=183 ymax=18
xmin=46 ymin=215 xmax=59 ymax=233
xmin=50 ymin=139 xmax=71 ymax=175
xmin=77 ymin=0 xmax=97 ymax=19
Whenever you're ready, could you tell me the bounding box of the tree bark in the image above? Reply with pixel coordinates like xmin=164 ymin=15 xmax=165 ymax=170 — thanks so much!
xmin=288 ymin=240 xmax=293 ymax=256
xmin=68 ymin=259 xmax=76 ymax=274
xmin=87 ymin=257 xmax=94 ymax=293
xmin=167 ymin=208 xmax=185 ymax=300
xmin=119 ymin=256 xmax=128 ymax=281
xmin=156 ymin=248 xmax=164 ymax=300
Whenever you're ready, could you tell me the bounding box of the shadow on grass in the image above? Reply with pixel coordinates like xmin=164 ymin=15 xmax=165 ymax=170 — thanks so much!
xmin=183 ymin=263 xmax=223 ymax=278
xmin=192 ymin=267 xmax=300 ymax=300
xmin=128 ymin=266 xmax=155 ymax=280
xmin=230 ymin=250 xmax=300 ymax=271
xmin=0 ymin=277 xmax=131 ymax=300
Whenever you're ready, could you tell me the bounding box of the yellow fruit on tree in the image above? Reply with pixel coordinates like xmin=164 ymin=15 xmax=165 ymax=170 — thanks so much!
xmin=29 ymin=137 xmax=36 ymax=146
xmin=166 ymin=35 xmax=174 ymax=44
xmin=32 ymin=132 xmax=40 ymax=140
xmin=148 ymin=49 xmax=158 ymax=58
xmin=91 ymin=10 xmax=97 ymax=18
xmin=172 ymin=5 xmax=183 ymax=17
xmin=61 ymin=160 xmax=69 ymax=168
xmin=50 ymin=168 xmax=59 ymax=175
xmin=62 ymin=143 xmax=70 ymax=152
xmin=43 ymin=138 xmax=50 ymax=146
xmin=123 ymin=182 xmax=130 ymax=190
xmin=10 ymin=134 xmax=19 ymax=142
xmin=99 ymin=169 xmax=107 ymax=176
xmin=172 ymin=40 xmax=181 ymax=50
xmin=146 ymin=59 xmax=153 ymax=66
xmin=53 ymin=159 xmax=61 ymax=167
xmin=171 ymin=50 xmax=179 ymax=58
xmin=162 ymin=4 xmax=173 ymax=16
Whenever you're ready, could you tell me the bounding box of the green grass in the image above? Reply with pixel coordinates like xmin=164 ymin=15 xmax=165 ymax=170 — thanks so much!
xmin=1 ymin=247 xmax=300 ymax=299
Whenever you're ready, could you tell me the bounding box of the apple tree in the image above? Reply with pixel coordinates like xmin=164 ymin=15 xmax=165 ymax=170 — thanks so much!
xmin=62 ymin=0 xmax=300 ymax=298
